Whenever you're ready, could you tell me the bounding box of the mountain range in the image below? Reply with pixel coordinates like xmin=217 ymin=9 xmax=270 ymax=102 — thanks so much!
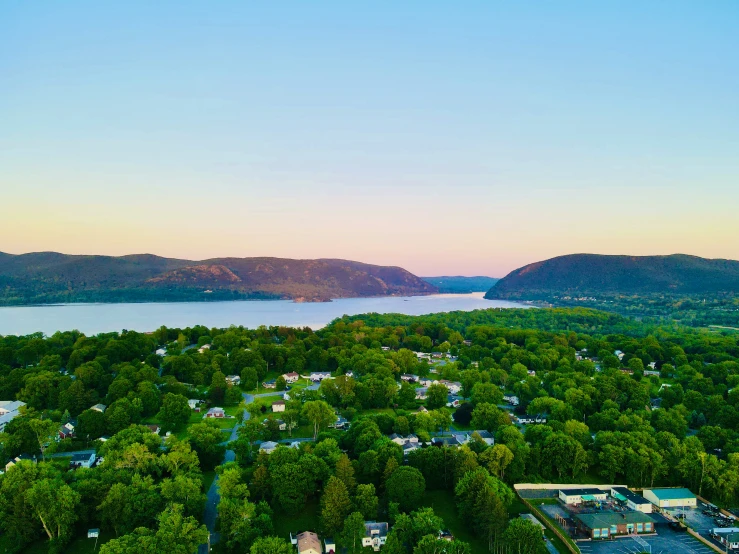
xmin=485 ymin=253 xmax=739 ymax=299
xmin=0 ymin=252 xmax=437 ymax=305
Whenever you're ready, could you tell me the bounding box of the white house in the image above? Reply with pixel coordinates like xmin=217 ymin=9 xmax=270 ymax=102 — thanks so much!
xmin=204 ymin=407 xmax=225 ymax=418
xmin=260 ymin=441 xmax=280 ymax=454
xmin=225 ymin=375 xmax=241 ymax=386
xmin=642 ymin=488 xmax=696 ymax=508
xmin=415 ymin=387 xmax=428 ymax=400
xmin=282 ymin=372 xmax=299 ymax=384
xmin=453 ymin=430 xmax=494 ymax=446
xmin=0 ymin=400 xmax=25 ymax=432
xmin=272 ymin=401 xmax=286 ymax=413
xmin=439 ymin=380 xmax=462 ymax=395
xmin=419 ymin=378 xmax=434 ymax=387
xmin=389 ymin=433 xmax=418 ymax=446
xmin=611 ymin=487 xmax=652 ymax=513
xmin=310 ymin=372 xmax=331 ymax=381
xmin=188 ymin=399 xmax=201 ymax=411
xmin=90 ymin=403 xmax=107 ymax=413
xmin=503 ymin=394 xmax=520 ymax=406
xmin=363 ymin=521 xmax=389 ymax=551
xmin=558 ymin=488 xmax=608 ymax=505
xmin=198 ymin=344 xmax=211 ymax=354
xmin=71 ymin=451 xmax=96 ymax=469
xmin=401 ymin=374 xmax=419 ymax=383
xmin=155 ymin=347 xmax=167 ymax=356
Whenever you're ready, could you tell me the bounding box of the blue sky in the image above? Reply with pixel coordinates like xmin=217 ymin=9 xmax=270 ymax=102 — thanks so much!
xmin=1 ymin=1 xmax=738 ymax=275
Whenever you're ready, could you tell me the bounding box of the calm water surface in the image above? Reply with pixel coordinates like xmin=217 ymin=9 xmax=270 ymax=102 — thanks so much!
xmin=0 ymin=293 xmax=529 ymax=336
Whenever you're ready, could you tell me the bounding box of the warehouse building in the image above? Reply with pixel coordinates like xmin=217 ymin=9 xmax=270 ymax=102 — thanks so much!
xmin=558 ymin=488 xmax=608 ymax=505
xmin=575 ymin=512 xmax=655 ymax=539
xmin=611 ymin=487 xmax=653 ymax=513
xmin=642 ymin=488 xmax=696 ymax=509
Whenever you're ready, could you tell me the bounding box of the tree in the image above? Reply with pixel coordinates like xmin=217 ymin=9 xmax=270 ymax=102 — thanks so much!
xmin=158 ymin=393 xmax=191 ymax=430
xmin=426 ymin=383 xmax=448 ymax=409
xmin=432 ymin=408 xmax=452 ymax=435
xmin=210 ymin=370 xmax=227 ymax=404
xmin=242 ymin=367 xmax=258 ymax=390
xmin=28 ymin=419 xmax=58 ymax=460
xmin=302 ymin=400 xmax=335 ymax=439
xmin=320 ymin=476 xmax=352 ymax=537
xmin=188 ymin=420 xmax=227 ymax=470
xmin=342 ymin=511 xmax=367 ymax=554
xmin=275 ymin=376 xmax=287 ymax=391
xmin=250 ymin=537 xmax=293 ymax=554
xmin=161 ymin=475 xmax=205 ymax=517
xmin=335 ymin=453 xmax=356 ymax=492
xmin=471 ymin=382 xmax=503 ymax=406
xmin=386 ymin=466 xmax=426 ymax=513
xmin=398 ymin=381 xmax=417 ymax=409
xmin=26 ymin=478 xmax=80 ymax=545
xmin=354 ymin=483 xmax=378 ymax=519
xmin=470 ymin=403 xmax=507 ymax=432
xmin=479 ymin=444 xmax=514 ymax=481
xmin=501 ymin=518 xmax=547 ymax=554
xmin=414 ymin=535 xmax=471 ymax=554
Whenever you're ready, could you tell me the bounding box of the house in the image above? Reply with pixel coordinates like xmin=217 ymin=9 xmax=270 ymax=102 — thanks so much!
xmin=439 ymin=380 xmax=462 ymax=395
xmin=59 ymin=422 xmax=75 ymax=440
xmin=260 ymin=441 xmax=279 ymax=454
xmin=446 ymin=396 xmax=460 ymax=408
xmin=453 ymin=430 xmax=494 ymax=446
xmin=155 ymin=347 xmax=167 ymax=356
xmin=310 ymin=372 xmax=331 ymax=382
xmin=389 ymin=434 xmax=418 ymax=446
xmin=198 ymin=344 xmax=211 ymax=354
xmin=401 ymin=374 xmax=419 ymax=383
xmin=438 ymin=530 xmax=454 ymax=541
xmin=204 ymin=407 xmax=225 ymax=418
xmin=146 ymin=424 xmax=161 ymax=435
xmin=4 ymin=454 xmax=36 ymax=472
xmin=282 ymin=372 xmax=299 ymax=384
xmin=381 ymin=346 xmax=390 ymax=351
xmin=344 ymin=371 xmax=354 ymax=378
xmin=71 ymin=451 xmax=96 ymax=469
xmin=90 ymin=404 xmax=107 ymax=413
xmin=575 ymin=512 xmax=655 ymax=539
xmin=558 ymin=488 xmax=608 ymax=505
xmin=614 ymin=350 xmax=625 ymax=360
xmin=329 ymin=415 xmax=349 ymax=430
xmin=225 ymin=375 xmax=241 ymax=386
xmin=642 ymin=488 xmax=696 ymax=509
xmin=272 ymin=401 xmax=286 ymax=413
xmin=363 ymin=521 xmax=389 ymax=551
xmin=611 ymin=487 xmax=652 ymax=513
xmin=527 ymin=370 xmax=536 ymax=376
xmin=463 ymin=340 xmax=472 ymax=346
xmin=324 ymin=537 xmax=337 ymax=554
xmin=419 ymin=378 xmax=434 ymax=387
xmin=263 ymin=380 xmax=276 ymax=389
xmin=431 ymin=436 xmax=461 ymax=447
xmin=416 ymin=406 xmax=428 ymax=413
xmin=503 ymin=394 xmax=520 ymax=406
xmin=712 ymin=528 xmax=739 ymax=549
xmin=188 ymin=399 xmax=201 ymax=411
xmin=292 ymin=531 xmax=322 ymax=554
xmin=415 ymin=387 xmax=428 ymax=400
xmin=644 ymin=370 xmax=660 ymax=377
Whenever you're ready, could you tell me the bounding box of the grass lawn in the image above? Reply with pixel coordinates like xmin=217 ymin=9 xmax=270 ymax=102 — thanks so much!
xmin=201 ymin=469 xmax=217 ymax=491
xmin=272 ymin=497 xmax=319 ymax=540
xmin=421 ymin=489 xmax=489 ymax=553
xmin=282 ymin=423 xmax=314 ymax=439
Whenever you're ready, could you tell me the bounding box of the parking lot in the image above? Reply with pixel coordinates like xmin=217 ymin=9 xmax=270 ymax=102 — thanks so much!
xmin=577 ymin=525 xmax=715 ymax=554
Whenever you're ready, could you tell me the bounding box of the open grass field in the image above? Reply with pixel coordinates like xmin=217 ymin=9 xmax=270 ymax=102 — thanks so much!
xmin=272 ymin=497 xmax=319 ymax=540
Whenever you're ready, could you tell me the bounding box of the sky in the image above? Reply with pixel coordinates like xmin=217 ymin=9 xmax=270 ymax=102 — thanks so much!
xmin=1 ymin=1 xmax=738 ymax=277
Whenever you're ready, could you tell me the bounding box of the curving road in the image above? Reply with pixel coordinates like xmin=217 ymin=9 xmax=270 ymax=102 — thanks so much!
xmin=198 ymin=389 xmax=293 ymax=553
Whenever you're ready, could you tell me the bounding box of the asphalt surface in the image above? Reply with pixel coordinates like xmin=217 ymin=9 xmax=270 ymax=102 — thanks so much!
xmin=198 ymin=388 xmax=301 ymax=553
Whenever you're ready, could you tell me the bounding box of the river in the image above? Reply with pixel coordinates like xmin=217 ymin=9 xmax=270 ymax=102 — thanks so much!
xmin=0 ymin=293 xmax=529 ymax=336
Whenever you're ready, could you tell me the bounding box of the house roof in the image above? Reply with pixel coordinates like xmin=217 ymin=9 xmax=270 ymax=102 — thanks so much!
xmin=72 ymin=452 xmax=94 ymax=462
xmin=560 ymin=488 xmax=607 ymax=497
xmin=0 ymin=400 xmax=25 ymax=413
xmin=297 ymin=531 xmax=321 ymax=553
xmin=364 ymin=521 xmax=389 ymax=537
xmin=575 ymin=511 xmax=654 ymax=529
xmin=644 ymin=488 xmax=695 ymax=500
xmin=272 ymin=400 xmax=285 ymax=405
xmin=612 ymin=487 xmax=650 ymax=505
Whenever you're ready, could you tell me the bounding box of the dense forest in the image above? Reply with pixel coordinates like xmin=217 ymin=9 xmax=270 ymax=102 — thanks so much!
xmin=1 ymin=307 xmax=739 ymax=552
xmin=0 ymin=252 xmax=436 ymax=305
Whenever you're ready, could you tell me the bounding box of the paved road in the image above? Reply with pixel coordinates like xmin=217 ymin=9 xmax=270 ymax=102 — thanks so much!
xmin=198 ymin=389 xmax=298 ymax=553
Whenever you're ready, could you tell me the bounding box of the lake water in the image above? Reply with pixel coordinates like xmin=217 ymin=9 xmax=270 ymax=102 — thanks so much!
xmin=0 ymin=293 xmax=529 ymax=336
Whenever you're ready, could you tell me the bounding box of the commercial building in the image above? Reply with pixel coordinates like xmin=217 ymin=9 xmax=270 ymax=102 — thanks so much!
xmin=712 ymin=528 xmax=739 ymax=550
xmin=558 ymin=488 xmax=608 ymax=505
xmin=611 ymin=487 xmax=653 ymax=513
xmin=575 ymin=512 xmax=655 ymax=539
xmin=642 ymin=488 xmax=696 ymax=509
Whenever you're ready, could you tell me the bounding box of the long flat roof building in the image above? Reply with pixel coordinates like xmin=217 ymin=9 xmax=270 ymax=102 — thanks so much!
xmin=642 ymin=488 xmax=696 ymax=508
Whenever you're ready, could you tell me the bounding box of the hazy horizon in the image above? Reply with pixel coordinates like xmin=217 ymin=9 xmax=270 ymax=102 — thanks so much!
xmin=2 ymin=1 xmax=738 ymax=276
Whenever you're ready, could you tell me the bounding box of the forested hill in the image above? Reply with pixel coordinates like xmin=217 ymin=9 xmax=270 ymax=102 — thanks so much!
xmin=422 ymin=276 xmax=499 ymax=293
xmin=0 ymin=252 xmax=437 ymax=305
xmin=486 ymin=254 xmax=739 ymax=299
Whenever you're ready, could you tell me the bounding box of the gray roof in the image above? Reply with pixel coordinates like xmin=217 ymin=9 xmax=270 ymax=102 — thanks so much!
xmin=612 ymin=487 xmax=650 ymax=505
xmin=364 ymin=521 xmax=389 ymax=538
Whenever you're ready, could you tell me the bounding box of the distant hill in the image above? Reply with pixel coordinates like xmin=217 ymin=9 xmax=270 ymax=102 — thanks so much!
xmin=0 ymin=252 xmax=437 ymax=305
xmin=423 ymin=276 xmax=499 ymax=294
xmin=485 ymin=254 xmax=739 ymax=299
